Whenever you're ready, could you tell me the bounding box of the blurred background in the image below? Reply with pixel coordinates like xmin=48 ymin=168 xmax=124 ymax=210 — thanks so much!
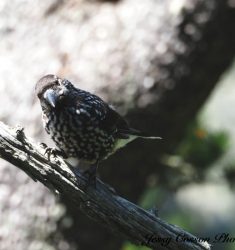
xmin=0 ymin=0 xmax=235 ymax=249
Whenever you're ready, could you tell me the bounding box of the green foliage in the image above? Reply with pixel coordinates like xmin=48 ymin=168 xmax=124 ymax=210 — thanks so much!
xmin=165 ymin=212 xmax=193 ymax=231
xmin=140 ymin=187 xmax=168 ymax=209
xmin=177 ymin=122 xmax=229 ymax=169
xmin=122 ymin=242 xmax=150 ymax=250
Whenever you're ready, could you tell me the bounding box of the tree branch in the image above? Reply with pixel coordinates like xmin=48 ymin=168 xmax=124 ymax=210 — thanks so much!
xmin=0 ymin=121 xmax=210 ymax=250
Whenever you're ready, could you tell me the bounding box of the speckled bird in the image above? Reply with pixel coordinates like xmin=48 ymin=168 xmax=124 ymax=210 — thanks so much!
xmin=35 ymin=75 xmax=160 ymax=184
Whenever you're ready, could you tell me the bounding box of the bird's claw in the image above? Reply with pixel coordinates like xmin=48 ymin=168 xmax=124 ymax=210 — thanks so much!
xmin=43 ymin=146 xmax=67 ymax=160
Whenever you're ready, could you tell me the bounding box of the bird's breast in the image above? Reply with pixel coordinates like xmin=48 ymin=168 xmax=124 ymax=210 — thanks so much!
xmin=42 ymin=109 xmax=117 ymax=162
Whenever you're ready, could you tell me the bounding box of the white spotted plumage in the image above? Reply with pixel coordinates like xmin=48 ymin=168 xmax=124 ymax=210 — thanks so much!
xmin=36 ymin=75 xmax=161 ymax=165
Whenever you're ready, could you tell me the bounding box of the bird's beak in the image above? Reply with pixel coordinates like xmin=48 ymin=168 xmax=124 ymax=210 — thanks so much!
xmin=43 ymin=89 xmax=58 ymax=108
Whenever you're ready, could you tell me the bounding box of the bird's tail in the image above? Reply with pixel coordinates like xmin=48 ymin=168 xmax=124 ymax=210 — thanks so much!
xmin=118 ymin=128 xmax=162 ymax=140
xmin=113 ymin=128 xmax=161 ymax=153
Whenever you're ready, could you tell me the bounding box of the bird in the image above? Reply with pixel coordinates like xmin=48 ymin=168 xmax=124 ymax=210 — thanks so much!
xmin=35 ymin=74 xmax=161 ymax=186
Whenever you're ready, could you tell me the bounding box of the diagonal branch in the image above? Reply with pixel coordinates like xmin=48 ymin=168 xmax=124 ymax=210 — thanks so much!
xmin=0 ymin=121 xmax=210 ymax=250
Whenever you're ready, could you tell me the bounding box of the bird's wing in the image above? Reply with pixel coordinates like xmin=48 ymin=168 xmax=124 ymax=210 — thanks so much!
xmin=100 ymin=105 xmax=159 ymax=139
xmin=74 ymin=92 xmax=108 ymax=122
xmin=74 ymin=91 xmax=160 ymax=139
xmin=101 ymin=106 xmax=131 ymax=139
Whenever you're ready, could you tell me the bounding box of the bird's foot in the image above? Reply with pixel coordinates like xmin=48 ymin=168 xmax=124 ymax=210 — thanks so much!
xmin=41 ymin=144 xmax=67 ymax=160
xmin=45 ymin=148 xmax=67 ymax=159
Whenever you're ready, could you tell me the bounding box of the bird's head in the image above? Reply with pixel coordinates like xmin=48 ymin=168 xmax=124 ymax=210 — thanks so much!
xmin=35 ymin=74 xmax=74 ymax=111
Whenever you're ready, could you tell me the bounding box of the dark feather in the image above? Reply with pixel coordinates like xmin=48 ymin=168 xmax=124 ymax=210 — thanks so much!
xmin=100 ymin=106 xmax=161 ymax=139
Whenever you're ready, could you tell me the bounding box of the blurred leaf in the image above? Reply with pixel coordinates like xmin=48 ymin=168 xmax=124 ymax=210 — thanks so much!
xmin=165 ymin=212 xmax=193 ymax=231
xmin=140 ymin=187 xmax=168 ymax=209
xmin=122 ymin=242 xmax=150 ymax=250
xmin=177 ymin=121 xmax=229 ymax=169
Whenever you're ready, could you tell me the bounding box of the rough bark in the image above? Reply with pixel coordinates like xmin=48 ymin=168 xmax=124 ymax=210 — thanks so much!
xmin=0 ymin=122 xmax=210 ymax=250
